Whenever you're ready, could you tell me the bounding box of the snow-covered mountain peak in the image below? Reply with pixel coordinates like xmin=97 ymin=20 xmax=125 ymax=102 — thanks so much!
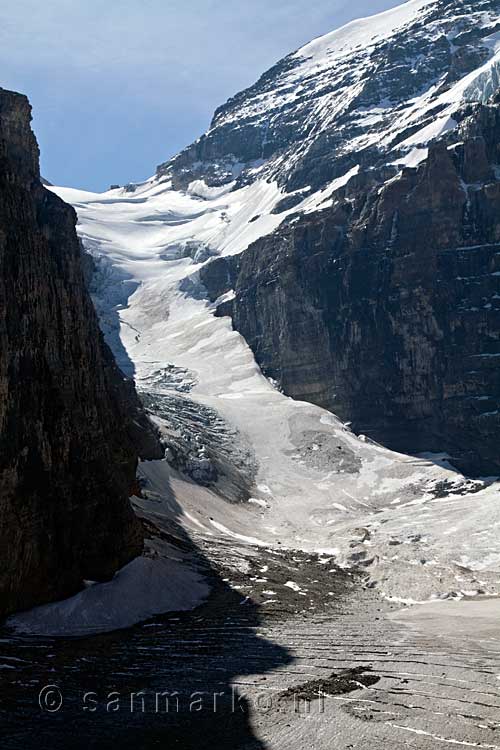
xmin=57 ymin=1 xmax=500 ymax=290
xmin=293 ymin=0 xmax=434 ymax=68
xmin=158 ymin=0 xmax=500 ymax=196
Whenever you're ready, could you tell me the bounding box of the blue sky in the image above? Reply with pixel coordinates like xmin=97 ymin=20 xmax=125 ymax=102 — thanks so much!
xmin=0 ymin=0 xmax=403 ymax=190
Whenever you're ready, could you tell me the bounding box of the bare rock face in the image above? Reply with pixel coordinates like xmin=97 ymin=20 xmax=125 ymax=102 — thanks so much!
xmin=0 ymin=89 xmax=149 ymax=618
xmin=202 ymin=103 xmax=500 ymax=476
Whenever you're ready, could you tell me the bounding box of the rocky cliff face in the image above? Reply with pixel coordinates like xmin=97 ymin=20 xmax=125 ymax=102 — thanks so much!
xmin=0 ymin=88 xmax=155 ymax=618
xmin=201 ymin=99 xmax=500 ymax=475
xmin=96 ymin=0 xmax=500 ymax=476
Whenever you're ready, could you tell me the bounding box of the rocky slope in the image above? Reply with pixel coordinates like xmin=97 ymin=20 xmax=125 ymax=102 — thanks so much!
xmin=0 ymin=88 xmax=159 ymax=618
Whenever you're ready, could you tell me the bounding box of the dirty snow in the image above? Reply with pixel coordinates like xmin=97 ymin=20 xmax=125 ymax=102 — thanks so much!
xmin=8 ymin=543 xmax=209 ymax=636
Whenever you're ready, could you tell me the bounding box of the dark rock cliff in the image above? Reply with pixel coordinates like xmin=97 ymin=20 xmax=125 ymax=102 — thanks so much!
xmin=202 ymin=101 xmax=500 ymax=476
xmin=0 ymin=89 xmax=157 ymax=618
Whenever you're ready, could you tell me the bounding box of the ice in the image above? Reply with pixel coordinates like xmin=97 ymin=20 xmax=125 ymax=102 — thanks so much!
xmin=398 ymin=116 xmax=458 ymax=148
xmin=257 ymin=484 xmax=272 ymax=495
xmin=300 ymin=165 xmax=360 ymax=213
xmin=248 ymin=497 xmax=269 ymax=508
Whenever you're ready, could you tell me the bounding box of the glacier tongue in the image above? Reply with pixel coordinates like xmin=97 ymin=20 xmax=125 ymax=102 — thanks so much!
xmin=51 ymin=173 xmax=500 ymax=605
xmin=49 ymin=0 xmax=500 ymax=605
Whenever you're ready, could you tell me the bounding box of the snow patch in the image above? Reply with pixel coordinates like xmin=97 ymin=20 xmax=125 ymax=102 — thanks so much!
xmin=209 ymin=520 xmax=267 ymax=547
xmin=7 ymin=554 xmax=209 ymax=637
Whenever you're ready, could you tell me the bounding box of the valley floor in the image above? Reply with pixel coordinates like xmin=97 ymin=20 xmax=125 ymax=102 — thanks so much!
xmin=4 ymin=387 xmax=500 ymax=748
xmin=3 ymin=482 xmax=500 ymax=749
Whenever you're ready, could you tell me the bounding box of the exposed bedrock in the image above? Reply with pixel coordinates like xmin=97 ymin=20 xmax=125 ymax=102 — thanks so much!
xmin=201 ymin=103 xmax=500 ymax=476
xmin=0 ymin=88 xmax=160 ymax=618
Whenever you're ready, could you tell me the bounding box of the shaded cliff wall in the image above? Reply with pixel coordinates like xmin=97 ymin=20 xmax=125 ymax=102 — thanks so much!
xmin=202 ymin=103 xmax=500 ymax=475
xmin=0 ymin=89 xmax=150 ymax=618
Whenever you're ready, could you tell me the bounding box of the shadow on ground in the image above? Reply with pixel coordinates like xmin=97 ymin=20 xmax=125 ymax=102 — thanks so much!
xmin=0 ymin=467 xmax=293 ymax=750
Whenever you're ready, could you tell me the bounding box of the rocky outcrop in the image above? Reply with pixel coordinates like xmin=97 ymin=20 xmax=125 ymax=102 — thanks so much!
xmin=202 ymin=102 xmax=500 ymax=475
xmin=0 ymin=88 xmax=156 ymax=618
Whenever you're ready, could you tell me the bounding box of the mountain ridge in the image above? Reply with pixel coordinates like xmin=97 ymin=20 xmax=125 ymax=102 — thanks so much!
xmin=157 ymin=0 xmax=500 ymax=473
xmin=158 ymin=0 xmax=500 ymax=196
